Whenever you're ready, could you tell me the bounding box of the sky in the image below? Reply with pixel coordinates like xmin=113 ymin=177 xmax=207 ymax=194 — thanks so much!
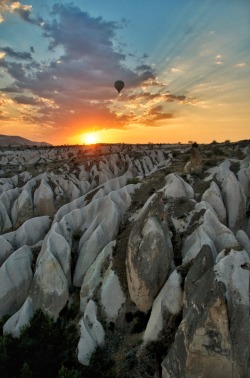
xmin=0 ymin=0 xmax=249 ymax=145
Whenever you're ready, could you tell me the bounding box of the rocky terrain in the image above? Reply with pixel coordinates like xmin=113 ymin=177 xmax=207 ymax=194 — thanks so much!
xmin=0 ymin=140 xmax=249 ymax=377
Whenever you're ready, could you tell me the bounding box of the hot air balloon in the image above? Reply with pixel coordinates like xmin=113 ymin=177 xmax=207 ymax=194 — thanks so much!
xmin=114 ymin=80 xmax=124 ymax=93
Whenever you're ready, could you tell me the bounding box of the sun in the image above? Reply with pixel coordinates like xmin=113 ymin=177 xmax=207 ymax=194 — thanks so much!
xmin=82 ymin=132 xmax=98 ymax=145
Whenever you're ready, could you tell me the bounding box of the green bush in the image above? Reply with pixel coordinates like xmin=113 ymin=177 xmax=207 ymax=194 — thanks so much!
xmin=126 ymin=177 xmax=141 ymax=185
xmin=0 ymin=310 xmax=83 ymax=378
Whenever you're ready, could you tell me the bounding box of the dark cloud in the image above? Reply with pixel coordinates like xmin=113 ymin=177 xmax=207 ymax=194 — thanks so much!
xmin=43 ymin=4 xmax=124 ymax=63
xmin=136 ymin=64 xmax=152 ymax=72
xmin=147 ymin=106 xmax=173 ymax=122
xmin=0 ymin=46 xmax=32 ymax=60
xmin=13 ymin=95 xmax=38 ymax=105
xmin=11 ymin=4 xmax=43 ymax=26
xmin=0 ymin=85 xmax=23 ymax=93
xmin=4 ymin=61 xmax=26 ymax=81
xmin=0 ymin=3 xmax=185 ymax=133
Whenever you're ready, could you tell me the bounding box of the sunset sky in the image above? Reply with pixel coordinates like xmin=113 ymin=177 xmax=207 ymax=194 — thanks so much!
xmin=0 ymin=0 xmax=249 ymax=145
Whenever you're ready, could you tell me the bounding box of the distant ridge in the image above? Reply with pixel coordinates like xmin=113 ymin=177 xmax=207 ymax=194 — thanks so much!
xmin=0 ymin=134 xmax=51 ymax=146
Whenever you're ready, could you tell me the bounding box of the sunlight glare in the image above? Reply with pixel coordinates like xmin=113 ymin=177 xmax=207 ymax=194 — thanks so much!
xmin=82 ymin=132 xmax=98 ymax=145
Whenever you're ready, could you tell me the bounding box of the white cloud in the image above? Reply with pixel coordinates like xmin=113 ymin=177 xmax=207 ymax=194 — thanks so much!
xmin=170 ymin=67 xmax=182 ymax=73
xmin=234 ymin=62 xmax=246 ymax=68
xmin=10 ymin=2 xmax=32 ymax=11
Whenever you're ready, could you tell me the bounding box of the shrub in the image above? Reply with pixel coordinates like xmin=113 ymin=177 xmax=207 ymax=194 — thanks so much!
xmin=0 ymin=310 xmax=83 ymax=378
xmin=126 ymin=177 xmax=141 ymax=185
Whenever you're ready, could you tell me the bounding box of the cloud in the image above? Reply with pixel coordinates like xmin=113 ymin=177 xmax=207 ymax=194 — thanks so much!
xmin=0 ymin=85 xmax=23 ymax=93
xmin=0 ymin=1 xmax=42 ymax=25
xmin=234 ymin=62 xmax=246 ymax=68
xmin=13 ymin=95 xmax=38 ymax=105
xmin=0 ymin=2 xmax=187 ymax=136
xmin=10 ymin=1 xmax=41 ymax=25
xmin=0 ymin=46 xmax=32 ymax=60
xmin=170 ymin=67 xmax=183 ymax=73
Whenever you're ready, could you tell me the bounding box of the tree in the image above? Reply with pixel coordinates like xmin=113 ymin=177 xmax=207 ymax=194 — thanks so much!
xmin=20 ymin=362 xmax=32 ymax=378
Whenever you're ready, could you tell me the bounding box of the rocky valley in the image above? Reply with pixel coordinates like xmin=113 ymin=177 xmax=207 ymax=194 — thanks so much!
xmin=0 ymin=140 xmax=249 ymax=377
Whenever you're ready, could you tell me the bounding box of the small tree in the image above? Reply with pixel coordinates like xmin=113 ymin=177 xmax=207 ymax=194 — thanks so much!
xmin=20 ymin=362 xmax=32 ymax=378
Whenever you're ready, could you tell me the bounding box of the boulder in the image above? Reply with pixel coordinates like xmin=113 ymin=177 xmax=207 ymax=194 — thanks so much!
xmin=143 ymin=270 xmax=183 ymax=343
xmin=1 ymin=216 xmax=52 ymax=251
xmin=3 ymin=297 xmax=34 ymax=337
xmin=34 ymin=179 xmax=55 ymax=216
xmin=182 ymin=224 xmax=217 ymax=263
xmin=162 ymin=247 xmax=234 ymax=378
xmin=214 ymin=248 xmax=250 ymax=376
xmin=100 ymin=267 xmax=125 ymax=320
xmin=80 ymin=241 xmax=115 ymax=313
xmin=238 ymin=166 xmax=250 ymax=198
xmin=74 ymin=187 xmax=134 ymax=287
xmin=0 ymin=237 xmax=14 ymax=267
xmin=163 ymin=173 xmax=194 ymax=199
xmin=0 ymin=201 xmax=12 ymax=233
xmin=236 ymin=229 xmax=250 ymax=257
xmin=182 ymin=209 xmax=240 ymax=263
xmin=11 ymin=186 xmax=34 ymax=228
xmin=0 ymin=246 xmax=33 ymax=317
xmin=221 ymin=171 xmax=246 ymax=232
xmin=29 ymin=251 xmax=69 ymax=320
xmin=201 ymin=181 xmax=227 ymax=224
xmin=77 ymin=300 xmax=105 ymax=366
xmin=126 ymin=193 xmax=173 ymax=312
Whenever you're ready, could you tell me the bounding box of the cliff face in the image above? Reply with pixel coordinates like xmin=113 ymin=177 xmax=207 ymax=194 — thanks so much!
xmin=0 ymin=141 xmax=250 ymax=377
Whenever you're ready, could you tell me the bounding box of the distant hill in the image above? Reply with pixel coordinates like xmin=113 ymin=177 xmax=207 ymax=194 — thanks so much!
xmin=0 ymin=134 xmax=51 ymax=147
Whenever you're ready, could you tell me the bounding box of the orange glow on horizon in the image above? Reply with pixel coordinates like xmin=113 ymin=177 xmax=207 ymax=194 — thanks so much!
xmin=81 ymin=132 xmax=99 ymax=145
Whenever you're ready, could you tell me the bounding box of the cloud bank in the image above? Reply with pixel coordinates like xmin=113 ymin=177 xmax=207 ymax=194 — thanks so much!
xmin=0 ymin=2 xmax=189 ymax=140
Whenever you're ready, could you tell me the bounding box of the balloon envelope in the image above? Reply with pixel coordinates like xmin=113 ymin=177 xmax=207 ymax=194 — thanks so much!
xmin=114 ymin=80 xmax=124 ymax=93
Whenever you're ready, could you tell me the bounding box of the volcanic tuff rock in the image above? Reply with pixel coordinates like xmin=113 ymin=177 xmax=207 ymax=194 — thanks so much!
xmin=0 ymin=246 xmax=33 ymax=318
xmin=201 ymin=181 xmax=227 ymax=224
xmin=126 ymin=192 xmax=174 ymax=312
xmin=0 ymin=141 xmax=250 ymax=376
xmin=77 ymin=300 xmax=105 ymax=366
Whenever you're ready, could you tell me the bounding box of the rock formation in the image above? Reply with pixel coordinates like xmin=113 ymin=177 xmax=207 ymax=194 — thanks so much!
xmin=0 ymin=141 xmax=249 ymax=377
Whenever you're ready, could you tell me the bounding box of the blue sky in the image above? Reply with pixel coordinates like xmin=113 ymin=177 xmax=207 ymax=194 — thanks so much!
xmin=0 ymin=0 xmax=249 ymax=144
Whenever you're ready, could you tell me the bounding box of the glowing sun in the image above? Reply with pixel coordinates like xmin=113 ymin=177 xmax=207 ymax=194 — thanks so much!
xmin=82 ymin=133 xmax=98 ymax=145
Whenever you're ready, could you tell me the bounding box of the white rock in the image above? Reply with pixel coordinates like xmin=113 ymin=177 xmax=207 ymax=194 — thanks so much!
xmin=182 ymin=225 xmax=217 ymax=263
xmin=215 ymin=248 xmax=250 ymax=306
xmin=182 ymin=209 xmax=239 ymax=263
xmin=201 ymin=181 xmax=227 ymax=224
xmin=143 ymin=270 xmax=183 ymax=343
xmin=77 ymin=300 xmax=105 ymax=366
xmin=3 ymin=297 xmax=34 ymax=337
xmin=236 ymin=230 xmax=250 ymax=258
xmin=238 ymin=166 xmax=250 ymax=198
xmin=34 ymin=179 xmax=55 ymax=216
xmin=80 ymin=241 xmax=115 ymax=313
xmin=0 ymin=237 xmax=14 ymax=266
xmin=101 ymin=269 xmax=125 ymax=319
xmin=0 ymin=246 xmax=33 ymax=317
xmin=163 ymin=173 xmax=194 ymax=199
xmin=73 ymin=187 xmax=134 ymax=287
xmin=2 ymin=216 xmax=52 ymax=250
xmin=29 ymin=251 xmax=69 ymax=320
xmin=221 ymin=171 xmax=246 ymax=232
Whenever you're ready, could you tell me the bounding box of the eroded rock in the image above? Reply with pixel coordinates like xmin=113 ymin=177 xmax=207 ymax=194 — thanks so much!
xmin=126 ymin=193 xmax=173 ymax=312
